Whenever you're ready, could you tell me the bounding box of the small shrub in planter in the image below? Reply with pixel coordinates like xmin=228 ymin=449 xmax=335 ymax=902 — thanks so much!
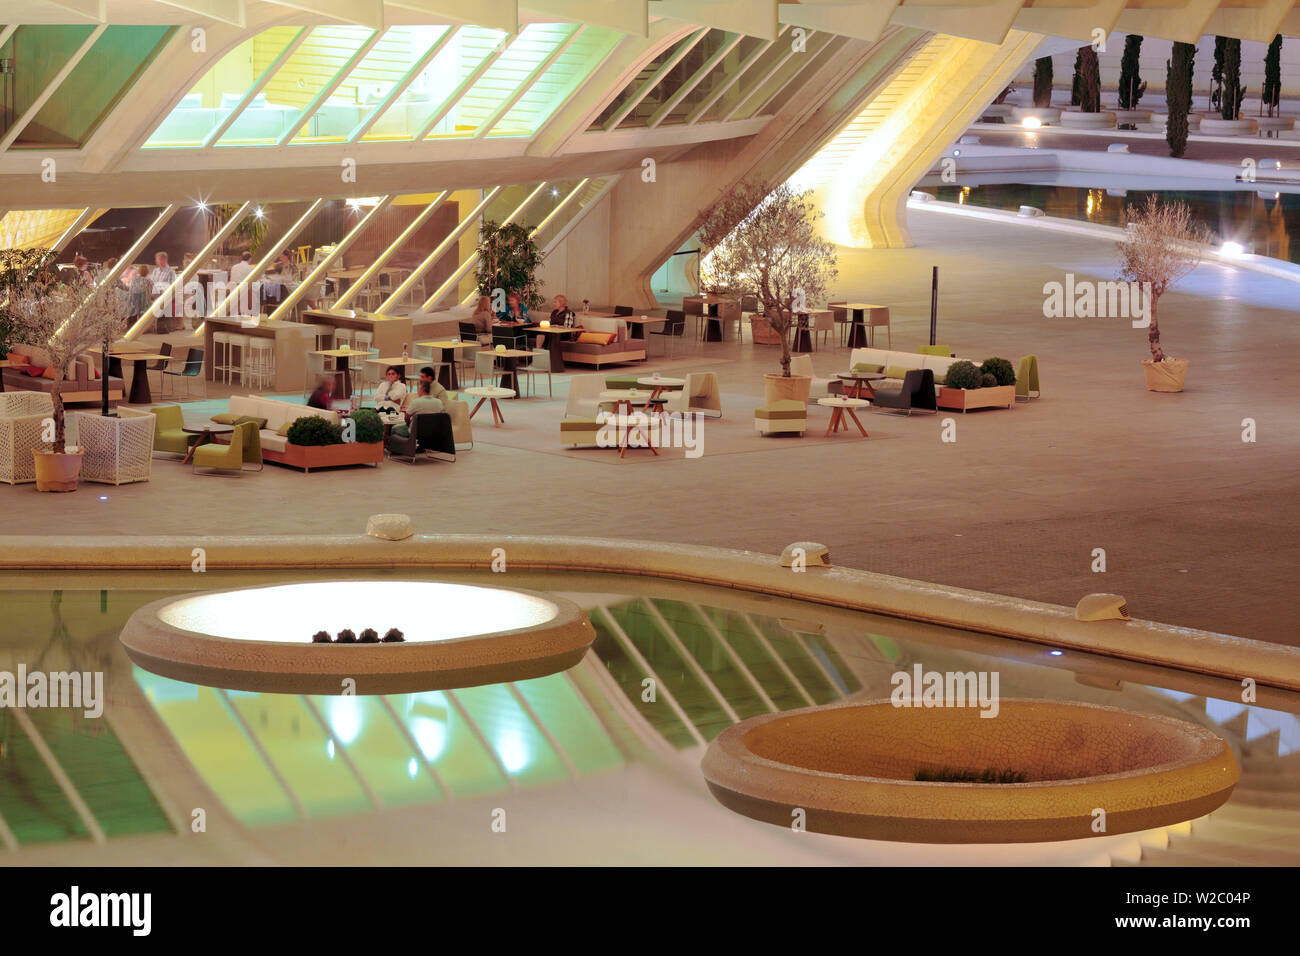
xmin=980 ymin=372 xmax=997 ymax=388
xmin=945 ymin=360 xmax=983 ymax=390
xmin=358 ymin=627 xmax=380 ymax=643
xmin=311 ymin=630 xmax=332 ymax=643
xmin=382 ymin=628 xmax=405 ymax=643
xmin=979 ymin=357 xmax=1016 ymax=386
xmin=336 ymin=628 xmax=357 ymax=644
xmin=349 ymin=409 xmax=383 ymax=444
xmin=287 ymin=416 xmax=343 ymax=446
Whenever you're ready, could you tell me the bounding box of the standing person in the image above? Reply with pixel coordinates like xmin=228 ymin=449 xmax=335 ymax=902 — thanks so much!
xmin=228 ymin=251 xmax=256 ymax=316
xmin=127 ymin=264 xmax=153 ymax=319
xmin=152 ymin=252 xmax=179 ymax=327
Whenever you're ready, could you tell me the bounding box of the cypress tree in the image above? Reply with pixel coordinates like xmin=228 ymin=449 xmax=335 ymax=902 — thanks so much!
xmin=1033 ymin=56 xmax=1054 ymax=108
xmin=1071 ymin=48 xmax=1083 ymax=106
xmin=1118 ymin=35 xmax=1147 ymax=110
xmin=1166 ymin=42 xmax=1194 ymax=157
xmin=1211 ymin=36 xmax=1226 ymax=112
xmin=1263 ymin=34 xmax=1282 ymax=117
xmin=1078 ymin=46 xmax=1101 ymax=112
xmin=1220 ymin=37 xmax=1246 ymax=120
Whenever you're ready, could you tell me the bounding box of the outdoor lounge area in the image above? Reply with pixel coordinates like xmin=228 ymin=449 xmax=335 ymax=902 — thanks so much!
xmin=1 ymin=2 xmax=1298 ymax=913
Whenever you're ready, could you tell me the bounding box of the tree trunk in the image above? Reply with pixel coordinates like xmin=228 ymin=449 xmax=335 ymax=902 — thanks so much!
xmin=52 ymin=379 xmax=66 ymax=454
xmin=779 ymin=308 xmax=792 ymax=376
xmin=1148 ymin=296 xmax=1164 ymax=363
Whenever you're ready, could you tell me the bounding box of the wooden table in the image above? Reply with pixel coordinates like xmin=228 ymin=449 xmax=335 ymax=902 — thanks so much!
xmin=203 ymin=316 xmax=313 ymax=392
xmin=463 ymin=386 xmax=515 ymax=427
xmin=490 ymin=348 xmax=533 ymax=395
xmin=698 ymin=295 xmax=740 ymax=342
xmin=414 ymin=339 xmax=480 ymax=390
xmin=109 ymin=351 xmax=169 ymax=405
xmin=835 ymin=370 xmax=885 ymax=400
xmin=620 ymin=315 xmax=664 ymax=341
xmin=597 ymin=390 xmax=659 ymax=457
xmin=311 ymin=347 xmax=371 ymax=398
xmin=843 ymin=303 xmax=890 ymax=349
xmin=302 ymin=308 xmax=413 ymax=358
xmin=180 ymin=421 xmax=235 ymax=464
xmin=819 ymin=397 xmax=870 ymax=437
xmin=528 ymin=324 xmax=583 ymax=370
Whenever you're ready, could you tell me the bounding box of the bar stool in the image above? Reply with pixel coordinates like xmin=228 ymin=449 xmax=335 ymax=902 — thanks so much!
xmin=245 ymin=337 xmax=275 ymax=391
xmin=222 ymin=333 xmax=251 ymax=386
xmin=212 ymin=331 xmax=233 ymax=383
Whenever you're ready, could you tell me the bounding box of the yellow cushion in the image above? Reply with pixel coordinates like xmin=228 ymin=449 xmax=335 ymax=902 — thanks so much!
xmin=211 ymin=413 xmax=241 ymax=424
xmin=576 ymin=331 xmax=616 ymax=345
xmin=277 ymin=421 xmax=293 ymax=437
xmin=853 ymin=363 xmax=884 ymax=373
xmin=885 ymin=365 xmax=912 ymax=380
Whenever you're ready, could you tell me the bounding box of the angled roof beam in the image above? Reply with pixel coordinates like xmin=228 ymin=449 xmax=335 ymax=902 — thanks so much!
xmin=523 ymin=0 xmax=649 ymax=36
xmin=91 ymin=203 xmax=177 ymax=296
xmin=651 ymin=0 xmax=779 ymax=40
xmin=428 ymin=181 xmax=549 ymax=309
xmin=10 ymin=708 xmax=106 ymax=844
xmin=0 ymin=807 xmax=17 ymax=850
xmin=719 ymin=28 xmax=819 ymax=122
xmin=641 ymin=599 xmax=741 ymax=723
xmin=206 ymin=199 xmax=325 ymax=320
xmin=388 ymin=0 xmax=518 ymax=31
xmin=260 ymin=0 xmax=385 ymax=28
xmin=0 ymin=24 xmax=106 ymax=152
xmin=202 ymin=26 xmax=311 ymax=148
xmin=647 ymin=31 xmax=743 ymax=127
xmin=890 ymin=0 xmax=1027 ymax=45
xmin=299 ymin=696 xmax=383 ymax=811
xmin=684 ymin=25 xmax=785 ymax=124
xmin=348 ymin=26 xmax=458 ymax=143
xmin=50 ymin=208 xmax=100 ymax=254
xmin=535 ymin=176 xmax=618 ymax=253
xmin=602 ymin=27 xmax=708 ymax=131
xmin=413 ymin=34 xmax=515 ymax=141
xmin=126 ymin=201 xmax=253 ymax=340
xmin=334 ymin=192 xmax=448 ymax=309
xmin=1206 ymin=0 xmax=1294 ymax=44
xmin=377 ymin=695 xmax=452 ymax=799
xmin=0 ymin=25 xmax=18 ymax=50
xmin=779 ymin=1 xmax=899 ymax=43
xmin=1116 ymin=0 xmax=1221 ymax=44
xmin=42 ymin=0 xmax=106 ymax=21
xmin=478 ymin=24 xmax=585 ymax=138
xmin=444 ymin=690 xmax=521 ymax=791
xmin=216 ymin=689 xmax=308 ymax=821
xmin=743 ymin=612 xmax=816 ymax=706
xmin=152 ymin=0 xmax=248 ymax=26
xmin=1012 ymin=0 xmax=1127 ymax=46
xmin=267 ymin=195 xmax=393 ymax=321
xmin=506 ymin=683 xmax=579 ymax=779
xmin=745 ymin=30 xmax=839 ymax=118
xmin=689 ymin=603 xmax=778 ymax=712
xmin=278 ymin=28 xmax=384 ymax=145
xmin=376 ymin=186 xmax=502 ymax=314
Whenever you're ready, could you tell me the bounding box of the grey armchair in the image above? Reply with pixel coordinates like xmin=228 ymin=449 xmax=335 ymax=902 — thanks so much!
xmin=386 ymin=412 xmax=456 ymax=463
xmin=871 ymin=368 xmax=937 ymax=415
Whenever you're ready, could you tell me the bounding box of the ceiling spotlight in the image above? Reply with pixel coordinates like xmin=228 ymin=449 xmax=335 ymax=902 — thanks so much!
xmin=550 ymin=188 xmax=559 ymax=197
xmin=254 ymin=206 xmax=264 ymax=219
xmin=952 ymin=149 xmax=960 ymax=157
xmin=1220 ymin=240 xmax=1246 ymax=258
xmin=346 ymin=199 xmax=361 ymax=210
xmin=1021 ymin=116 xmax=1042 ymax=130
xmin=195 ymin=200 xmax=208 ymax=212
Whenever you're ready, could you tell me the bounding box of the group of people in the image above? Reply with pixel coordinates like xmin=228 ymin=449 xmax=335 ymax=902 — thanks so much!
xmin=307 ymin=364 xmax=448 ymax=440
xmin=462 ymin=291 xmax=581 ymax=346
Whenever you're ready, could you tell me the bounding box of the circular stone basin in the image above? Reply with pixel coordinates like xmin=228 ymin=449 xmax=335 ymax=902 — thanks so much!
xmin=701 ymin=699 xmax=1239 ymax=843
xmin=121 ymin=580 xmax=595 ymax=694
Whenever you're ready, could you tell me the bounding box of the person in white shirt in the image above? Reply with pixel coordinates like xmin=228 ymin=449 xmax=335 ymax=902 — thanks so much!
xmin=372 ymin=366 xmax=408 ymax=410
xmin=227 ymin=251 xmax=255 ymax=316
xmin=151 ymin=252 xmax=178 ymax=318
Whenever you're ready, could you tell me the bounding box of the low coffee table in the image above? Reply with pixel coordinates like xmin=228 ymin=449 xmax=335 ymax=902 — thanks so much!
xmin=637 ymin=376 xmax=685 ymax=401
xmin=818 ymin=397 xmax=870 ymax=438
xmin=464 ymin=386 xmax=516 ymax=427
xmin=180 ymin=421 xmax=235 ymax=464
xmin=835 ymin=371 xmax=885 ymax=399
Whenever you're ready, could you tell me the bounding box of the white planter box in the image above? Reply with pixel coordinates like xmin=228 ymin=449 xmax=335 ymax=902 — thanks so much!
xmin=1059 ymin=110 xmax=1117 ymax=129
xmin=1113 ymin=109 xmax=1154 ymax=125
xmin=1199 ymin=117 xmax=1260 ymax=135
xmin=1012 ymin=106 xmax=1062 ymax=125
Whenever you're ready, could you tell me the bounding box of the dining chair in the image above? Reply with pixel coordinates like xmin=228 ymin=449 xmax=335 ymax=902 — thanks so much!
xmin=162 ymin=348 xmax=205 ymax=398
xmin=520 ymin=349 xmax=552 ymax=397
xmin=649 ymin=310 xmax=686 ymax=357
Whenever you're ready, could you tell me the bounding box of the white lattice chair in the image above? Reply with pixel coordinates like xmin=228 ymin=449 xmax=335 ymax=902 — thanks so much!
xmin=76 ymin=407 xmax=156 ymax=485
xmin=0 ymin=392 xmax=55 ymax=484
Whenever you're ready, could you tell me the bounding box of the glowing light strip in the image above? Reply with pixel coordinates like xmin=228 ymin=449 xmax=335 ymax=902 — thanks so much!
xmin=426 ymin=181 xmax=548 ymax=311
xmin=348 ymin=27 xmax=458 ymax=143
xmin=125 ymin=200 xmax=253 ymax=341
xmin=0 ymin=25 xmax=106 ymax=152
xmin=201 ymin=26 xmax=311 ymax=148
xmin=413 ymin=34 xmax=514 ymax=141
xmin=277 ymin=28 xmax=384 ymax=145
xmin=50 ymin=207 xmax=100 ymax=253
xmin=334 ymin=192 xmax=447 ymax=310
xmin=375 ymin=186 xmax=502 ymax=314
xmin=602 ymin=27 xmax=707 ymax=131
xmin=507 ymin=683 xmax=578 ymax=779
xmin=477 ymin=24 xmax=585 ymax=138
xmin=647 ymin=31 xmax=744 ymax=128
xmin=266 ymin=195 xmax=392 ymax=322
xmin=10 ymin=708 xmax=106 ymax=844
xmin=204 ymin=198 xmax=325 ymax=323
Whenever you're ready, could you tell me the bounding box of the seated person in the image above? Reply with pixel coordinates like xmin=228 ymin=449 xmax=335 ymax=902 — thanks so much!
xmin=372 ymin=365 xmax=408 ymax=410
xmin=549 ymin=294 xmax=576 ymax=326
xmin=496 ymin=290 xmax=531 ymax=325
xmin=471 ymin=295 xmax=494 ymax=336
xmin=406 ymin=366 xmax=451 ymax=405
xmin=393 ymin=378 xmax=444 ymax=438
xmin=307 ymin=376 xmax=336 ymax=409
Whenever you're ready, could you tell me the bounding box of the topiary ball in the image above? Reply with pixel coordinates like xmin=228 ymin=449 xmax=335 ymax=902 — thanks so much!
xmin=981 ymin=372 xmax=997 ymax=388
xmin=979 ymin=357 xmax=1016 ymax=387
xmin=382 ymin=628 xmax=405 ymax=643
xmin=358 ymin=628 xmax=380 ymax=643
xmin=336 ymin=629 xmax=357 ymax=644
xmin=945 ymin=360 xmax=982 ymax=390
xmin=311 ymin=630 xmax=332 ymax=643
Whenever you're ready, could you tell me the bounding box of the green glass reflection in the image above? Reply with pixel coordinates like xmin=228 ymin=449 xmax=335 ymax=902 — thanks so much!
xmin=616 ymin=29 xmax=735 ymax=129
xmin=488 ymin=28 xmax=621 ymax=137
xmin=454 ymin=684 xmax=568 ymax=785
xmin=513 ymin=673 xmax=622 ymax=775
xmin=311 ymin=694 xmax=442 ymax=807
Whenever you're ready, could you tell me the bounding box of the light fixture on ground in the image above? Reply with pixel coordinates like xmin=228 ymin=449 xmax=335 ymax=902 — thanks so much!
xmin=120 ymin=580 xmax=595 ymax=694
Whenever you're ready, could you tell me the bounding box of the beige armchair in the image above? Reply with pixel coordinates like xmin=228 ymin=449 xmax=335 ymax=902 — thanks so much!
xmin=77 ymin=406 xmax=156 ymax=485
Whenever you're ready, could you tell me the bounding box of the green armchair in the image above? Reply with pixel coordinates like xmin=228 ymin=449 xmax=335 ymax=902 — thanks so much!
xmin=193 ymin=421 xmax=252 ymax=475
xmin=151 ymin=404 xmax=196 ymax=456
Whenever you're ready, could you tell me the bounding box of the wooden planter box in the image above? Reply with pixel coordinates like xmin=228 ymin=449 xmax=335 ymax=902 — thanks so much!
xmin=937 ymin=384 xmax=1016 ymax=411
xmin=266 ymin=441 xmax=383 ymax=472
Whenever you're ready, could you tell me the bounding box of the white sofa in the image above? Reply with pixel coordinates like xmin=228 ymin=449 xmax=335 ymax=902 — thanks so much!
xmin=850 ymin=348 xmax=973 ymax=389
xmin=228 ymin=395 xmax=340 ymax=454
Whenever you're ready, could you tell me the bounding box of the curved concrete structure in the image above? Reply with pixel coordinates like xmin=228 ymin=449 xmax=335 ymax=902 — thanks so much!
xmin=120 ymin=579 xmax=596 ymax=693
xmin=701 ymin=699 xmax=1241 ymax=843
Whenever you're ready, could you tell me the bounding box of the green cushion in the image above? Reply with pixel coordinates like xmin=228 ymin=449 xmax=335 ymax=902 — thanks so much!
xmin=560 ymin=418 xmax=600 ymax=431
xmin=852 ymin=363 xmax=884 ymax=373
xmin=885 ymin=365 xmax=913 ymax=380
xmin=210 ymin=413 xmax=241 ymax=425
xmin=756 ymin=401 xmax=807 ymax=421
xmin=932 ymin=370 xmax=947 ymax=385
xmin=276 ymin=421 xmax=293 ymax=437
xmin=917 ymin=345 xmax=950 ymax=357
xmin=604 ymin=376 xmax=639 ymax=389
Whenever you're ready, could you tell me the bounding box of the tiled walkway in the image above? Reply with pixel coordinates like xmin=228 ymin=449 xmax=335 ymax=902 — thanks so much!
xmin=7 ymin=207 xmax=1298 ymax=644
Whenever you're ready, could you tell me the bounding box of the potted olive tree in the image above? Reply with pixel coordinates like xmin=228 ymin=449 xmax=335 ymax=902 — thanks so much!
xmin=1117 ymin=196 xmax=1212 ymax=392
xmin=7 ymin=277 xmax=130 ymax=490
xmin=697 ymin=180 xmax=837 ymax=404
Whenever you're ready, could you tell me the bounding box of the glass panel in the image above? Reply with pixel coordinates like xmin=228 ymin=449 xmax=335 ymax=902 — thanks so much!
xmin=290 ymin=25 xmax=452 ymax=145
xmin=489 ymin=27 xmax=620 ymax=137
xmin=686 ymin=33 xmax=771 ymax=122
xmin=455 ymin=684 xmax=569 ymax=785
xmin=753 ymin=617 xmax=838 ymax=703
xmin=590 ymin=610 xmax=697 ymax=748
xmin=364 ymin=26 xmax=507 ymax=142
xmin=699 ymin=606 xmax=806 ymax=710
xmin=218 ymin=25 xmax=374 ymax=146
xmin=513 ymin=674 xmax=623 ymax=775
xmin=616 ymin=29 xmax=732 ymax=129
xmin=436 ymin=23 xmax=578 ymax=139
xmin=589 ymin=30 xmax=702 ymax=129
xmin=16 ymin=26 xmax=173 ymax=149
xmin=652 ymin=600 xmax=771 ymax=721
xmin=394 ymin=691 xmax=509 ymax=797
xmin=530 ymin=178 xmax=604 ymax=253
xmin=752 ymin=34 xmax=847 ymax=118
xmin=145 ymin=27 xmax=302 ymax=147
xmin=718 ymin=30 xmax=838 ymax=122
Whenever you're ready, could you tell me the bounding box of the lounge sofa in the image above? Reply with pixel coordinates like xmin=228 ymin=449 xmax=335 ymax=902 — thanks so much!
xmin=561 ymin=316 xmax=646 ymax=368
xmin=225 ymin=395 xmax=380 ymax=472
xmin=848 ymin=347 xmax=971 ymax=391
xmin=2 ymin=345 xmax=123 ymax=405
